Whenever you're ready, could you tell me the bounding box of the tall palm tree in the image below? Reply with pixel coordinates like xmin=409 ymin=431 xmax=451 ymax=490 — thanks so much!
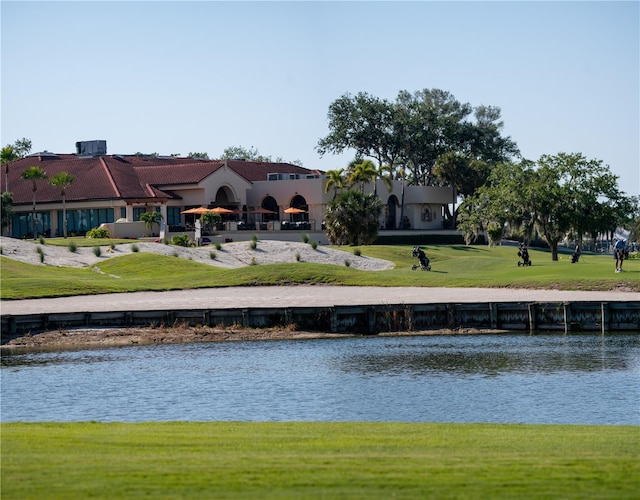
xmin=373 ymin=163 xmax=394 ymax=197
xmin=1 ymin=146 xmax=18 ymax=193
xmin=20 ymin=166 xmax=48 ymax=239
xmin=50 ymin=172 xmax=75 ymax=238
xmin=346 ymin=159 xmax=377 ymax=193
xmin=324 ymin=168 xmax=345 ymax=199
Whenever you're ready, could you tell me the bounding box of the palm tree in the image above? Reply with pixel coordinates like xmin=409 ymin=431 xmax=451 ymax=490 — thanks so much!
xmin=139 ymin=211 xmax=163 ymax=237
xmin=20 ymin=166 xmax=47 ymax=239
xmin=1 ymin=146 xmax=18 ymax=193
xmin=50 ymin=172 xmax=75 ymax=238
xmin=324 ymin=168 xmax=345 ymax=199
xmin=373 ymin=163 xmax=394 ymax=197
xmin=346 ymin=159 xmax=377 ymax=193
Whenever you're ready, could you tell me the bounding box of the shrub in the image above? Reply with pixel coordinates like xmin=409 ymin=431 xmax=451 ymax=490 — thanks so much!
xmin=353 ymin=248 xmax=361 ymax=256
xmin=93 ymin=246 xmax=102 ymax=257
xmin=311 ymin=240 xmax=318 ymax=250
xmin=215 ymin=242 xmax=222 ymax=250
xmin=301 ymin=234 xmax=309 ymax=244
xmin=295 ymin=251 xmax=301 ymax=262
xmin=110 ymin=243 xmax=115 ymax=250
xmin=344 ymin=259 xmax=351 ymax=267
xmin=0 ymin=246 xmax=3 ymax=255
xmin=170 ymin=235 xmax=193 ymax=247
xmin=210 ymin=250 xmax=216 ymax=260
xmin=36 ymin=246 xmax=45 ymax=263
xmin=486 ymin=222 xmax=504 ymax=247
xmin=86 ymin=227 xmax=110 ymax=239
xmin=250 ymin=257 xmax=258 ymax=266
xmin=249 ymin=238 xmax=257 ymax=250
xmin=38 ymin=236 xmax=45 ymax=245
xmin=131 ymin=244 xmax=139 ymax=252
xmin=68 ymin=241 xmax=77 ymax=253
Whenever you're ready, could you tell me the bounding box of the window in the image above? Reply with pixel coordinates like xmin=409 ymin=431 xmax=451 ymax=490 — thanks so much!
xmin=167 ymin=207 xmax=181 ymax=226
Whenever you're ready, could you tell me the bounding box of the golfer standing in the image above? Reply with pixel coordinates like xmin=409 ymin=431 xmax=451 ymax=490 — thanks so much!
xmin=614 ymin=238 xmax=626 ymax=273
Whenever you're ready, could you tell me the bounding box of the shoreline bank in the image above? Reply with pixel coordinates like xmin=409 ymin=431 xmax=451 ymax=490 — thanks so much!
xmin=1 ymin=325 xmax=509 ymax=352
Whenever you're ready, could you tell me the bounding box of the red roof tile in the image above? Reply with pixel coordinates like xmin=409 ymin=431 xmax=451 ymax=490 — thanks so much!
xmin=2 ymin=154 xmax=319 ymax=206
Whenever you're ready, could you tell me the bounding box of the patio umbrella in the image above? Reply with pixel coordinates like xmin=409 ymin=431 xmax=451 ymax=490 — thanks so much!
xmin=210 ymin=207 xmax=234 ymax=214
xmin=249 ymin=208 xmax=276 ymax=214
xmin=181 ymin=207 xmax=210 ymax=214
xmin=284 ymin=207 xmax=306 ymax=214
xmin=249 ymin=207 xmax=277 ymax=223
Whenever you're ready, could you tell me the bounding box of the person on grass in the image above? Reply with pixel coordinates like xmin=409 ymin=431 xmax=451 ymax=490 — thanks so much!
xmin=614 ymin=238 xmax=626 ymax=273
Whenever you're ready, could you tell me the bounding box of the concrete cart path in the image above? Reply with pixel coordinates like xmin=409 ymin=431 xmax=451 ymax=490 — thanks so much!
xmin=2 ymin=286 xmax=638 ymax=316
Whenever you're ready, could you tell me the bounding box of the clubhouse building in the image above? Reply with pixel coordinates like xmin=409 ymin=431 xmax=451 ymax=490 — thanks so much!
xmin=2 ymin=140 xmax=455 ymax=240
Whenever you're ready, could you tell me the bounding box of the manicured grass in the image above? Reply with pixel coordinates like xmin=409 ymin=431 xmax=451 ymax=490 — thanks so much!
xmin=1 ymin=422 xmax=637 ymax=499
xmin=45 ymin=237 xmax=138 ymax=247
xmin=1 ymin=244 xmax=638 ymax=299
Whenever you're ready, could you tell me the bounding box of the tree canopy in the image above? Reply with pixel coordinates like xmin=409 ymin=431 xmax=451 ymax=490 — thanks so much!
xmin=317 ymin=89 xmax=519 ymax=195
xmin=458 ymin=153 xmax=638 ymax=260
xmin=219 ymin=146 xmax=302 ymax=166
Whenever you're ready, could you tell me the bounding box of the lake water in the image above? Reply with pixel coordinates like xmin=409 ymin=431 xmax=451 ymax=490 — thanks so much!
xmin=1 ymin=333 xmax=638 ymax=425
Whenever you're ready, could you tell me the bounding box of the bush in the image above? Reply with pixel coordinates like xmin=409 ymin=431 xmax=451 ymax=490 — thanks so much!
xmin=36 ymin=246 xmax=45 ymax=263
xmin=353 ymin=248 xmax=361 ymax=256
xmin=486 ymin=222 xmax=504 ymax=247
xmin=215 ymin=242 xmax=222 ymax=250
xmin=295 ymin=251 xmax=301 ymax=262
xmin=68 ymin=241 xmax=77 ymax=253
xmin=170 ymin=235 xmax=193 ymax=247
xmin=344 ymin=259 xmax=351 ymax=267
xmin=301 ymin=234 xmax=309 ymax=244
xmin=209 ymin=251 xmax=216 ymax=260
xmin=131 ymin=244 xmax=139 ymax=252
xmin=93 ymin=246 xmax=102 ymax=257
xmin=86 ymin=227 xmax=110 ymax=239
xmin=38 ymin=236 xmax=45 ymax=245
xmin=311 ymin=240 xmax=318 ymax=250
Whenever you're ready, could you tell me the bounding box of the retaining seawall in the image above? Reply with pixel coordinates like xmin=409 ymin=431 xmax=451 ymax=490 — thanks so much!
xmin=2 ymin=300 xmax=638 ymax=344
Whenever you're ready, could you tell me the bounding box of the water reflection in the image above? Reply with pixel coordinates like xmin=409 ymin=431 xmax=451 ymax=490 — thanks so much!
xmin=1 ymin=333 xmax=638 ymax=424
xmin=339 ymin=335 xmax=636 ymax=377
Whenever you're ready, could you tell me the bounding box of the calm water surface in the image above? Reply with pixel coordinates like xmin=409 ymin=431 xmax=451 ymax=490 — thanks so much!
xmin=2 ymin=334 xmax=638 ymax=424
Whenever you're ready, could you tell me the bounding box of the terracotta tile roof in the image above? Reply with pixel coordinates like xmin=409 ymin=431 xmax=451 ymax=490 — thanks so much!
xmin=4 ymin=154 xmax=121 ymax=206
xmin=225 ymin=160 xmax=317 ymax=182
xmin=2 ymin=154 xmax=320 ymax=207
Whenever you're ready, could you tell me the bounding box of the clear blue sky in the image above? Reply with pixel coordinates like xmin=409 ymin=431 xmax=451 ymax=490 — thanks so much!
xmin=2 ymin=1 xmax=638 ymax=196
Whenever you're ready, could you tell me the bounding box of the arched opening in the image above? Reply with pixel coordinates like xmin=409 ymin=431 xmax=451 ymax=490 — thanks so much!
xmin=261 ymin=196 xmax=279 ymax=221
xmin=283 ymin=194 xmax=309 ymax=229
xmin=386 ymin=195 xmax=399 ymax=229
xmin=213 ymin=186 xmax=236 ymax=208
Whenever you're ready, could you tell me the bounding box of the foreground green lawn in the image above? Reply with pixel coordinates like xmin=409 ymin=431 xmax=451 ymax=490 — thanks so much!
xmin=2 ymin=422 xmax=637 ymax=499
xmin=1 ymin=242 xmax=638 ymax=299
